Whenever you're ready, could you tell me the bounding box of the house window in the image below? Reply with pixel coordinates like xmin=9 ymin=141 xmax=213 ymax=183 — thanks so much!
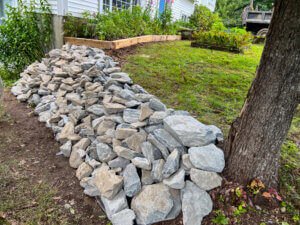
xmin=102 ymin=0 xmax=138 ymax=12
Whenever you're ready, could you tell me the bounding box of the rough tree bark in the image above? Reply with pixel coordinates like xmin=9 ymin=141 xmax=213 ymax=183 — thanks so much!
xmin=224 ymin=0 xmax=300 ymax=188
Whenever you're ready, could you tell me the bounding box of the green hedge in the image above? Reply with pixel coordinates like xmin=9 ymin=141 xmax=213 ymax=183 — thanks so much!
xmin=64 ymin=6 xmax=179 ymax=41
xmin=192 ymin=29 xmax=253 ymax=53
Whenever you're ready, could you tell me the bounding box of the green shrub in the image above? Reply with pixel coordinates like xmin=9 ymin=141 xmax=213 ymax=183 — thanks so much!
xmin=64 ymin=11 xmax=98 ymax=38
xmin=64 ymin=6 xmax=179 ymax=41
xmin=192 ymin=29 xmax=253 ymax=53
xmin=96 ymin=6 xmax=179 ymax=41
xmin=189 ymin=5 xmax=222 ymax=31
xmin=0 ymin=0 xmax=52 ymax=75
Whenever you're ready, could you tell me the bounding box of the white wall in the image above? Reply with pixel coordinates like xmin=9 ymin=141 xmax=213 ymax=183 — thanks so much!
xmin=67 ymin=0 xmax=99 ymax=17
xmin=196 ymin=0 xmax=216 ymax=11
xmin=171 ymin=0 xmax=195 ymax=21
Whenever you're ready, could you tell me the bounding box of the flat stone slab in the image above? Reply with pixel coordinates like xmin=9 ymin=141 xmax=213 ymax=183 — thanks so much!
xmin=164 ymin=115 xmax=216 ymax=147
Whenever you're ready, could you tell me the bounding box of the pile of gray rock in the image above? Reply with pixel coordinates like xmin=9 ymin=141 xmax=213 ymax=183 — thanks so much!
xmin=11 ymin=44 xmax=225 ymax=225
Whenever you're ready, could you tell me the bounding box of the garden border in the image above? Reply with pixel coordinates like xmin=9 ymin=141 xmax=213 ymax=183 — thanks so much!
xmin=64 ymin=35 xmax=181 ymax=50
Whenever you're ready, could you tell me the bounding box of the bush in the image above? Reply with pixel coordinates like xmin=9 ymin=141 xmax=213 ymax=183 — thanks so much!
xmin=64 ymin=11 xmax=98 ymax=38
xmin=0 ymin=0 xmax=52 ymax=75
xmin=189 ymin=5 xmax=222 ymax=31
xmin=96 ymin=6 xmax=179 ymax=40
xmin=64 ymin=6 xmax=179 ymax=41
xmin=192 ymin=29 xmax=253 ymax=53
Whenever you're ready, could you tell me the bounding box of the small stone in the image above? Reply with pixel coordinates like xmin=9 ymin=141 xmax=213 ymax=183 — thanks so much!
xmin=114 ymin=146 xmax=139 ymax=160
xmin=111 ymin=209 xmax=136 ymax=225
xmin=108 ymin=157 xmax=130 ymax=169
xmin=123 ymin=109 xmax=140 ymax=123
xmin=207 ymin=125 xmax=224 ymax=143
xmin=104 ymin=102 xmax=126 ymax=114
xmin=115 ymin=127 xmax=137 ymax=140
xmin=96 ymin=143 xmax=117 ymax=162
xmin=69 ymin=149 xmax=86 ymax=168
xmin=163 ymin=168 xmax=185 ymax=189
xmin=181 ymin=181 xmax=213 ymax=225
xmin=132 ymin=157 xmax=151 ymax=170
xmin=110 ymin=72 xmax=132 ymax=84
xmin=149 ymin=98 xmax=166 ymax=111
xmin=164 ymin=115 xmax=216 ymax=147
xmin=123 ymin=132 xmax=147 ymax=152
xmin=151 ymin=159 xmax=165 ymax=182
xmin=76 ymin=162 xmax=93 ymax=180
xmin=141 ymin=169 xmax=154 ymax=185
xmin=139 ymin=103 xmax=153 ymax=121
xmin=162 ymin=149 xmax=180 ymax=178
xmin=125 ymin=100 xmax=141 ymax=108
xmin=148 ymin=134 xmax=169 ymax=160
xmin=94 ymin=166 xmax=123 ymax=199
xmin=80 ymin=177 xmax=100 ymax=197
xmin=97 ymin=120 xmax=116 ymax=136
xmin=131 ymin=183 xmax=173 ymax=225
xmin=149 ymin=111 xmax=168 ymax=124
xmin=182 ymin=154 xmax=194 ymax=171
xmin=58 ymin=122 xmax=81 ymax=143
xmin=87 ymin=104 xmax=105 ymax=116
xmin=59 ymin=141 xmax=72 ymax=157
xmin=189 ymin=144 xmax=225 ymax=173
xmin=123 ymin=164 xmax=141 ymax=197
xmin=141 ymin=141 xmax=162 ymax=162
xmin=190 ymin=168 xmax=222 ymax=191
xmin=101 ymin=189 xmax=128 ymax=220
xmin=66 ymin=93 xmax=82 ymax=106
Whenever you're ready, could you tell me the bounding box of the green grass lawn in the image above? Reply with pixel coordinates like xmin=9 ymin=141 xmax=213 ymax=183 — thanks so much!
xmin=123 ymin=41 xmax=300 ymax=213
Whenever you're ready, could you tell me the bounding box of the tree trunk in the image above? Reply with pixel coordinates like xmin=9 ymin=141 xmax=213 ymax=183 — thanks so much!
xmin=224 ymin=0 xmax=300 ymax=188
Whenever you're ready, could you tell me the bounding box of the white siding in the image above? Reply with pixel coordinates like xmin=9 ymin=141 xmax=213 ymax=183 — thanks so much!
xmin=67 ymin=0 xmax=99 ymax=17
xmin=48 ymin=0 xmax=58 ymax=15
xmin=196 ymin=0 xmax=216 ymax=11
xmin=171 ymin=0 xmax=194 ymax=21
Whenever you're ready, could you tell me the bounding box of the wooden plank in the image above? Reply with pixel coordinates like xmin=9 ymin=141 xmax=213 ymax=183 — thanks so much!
xmin=64 ymin=35 xmax=182 ymax=50
xmin=64 ymin=37 xmax=113 ymax=49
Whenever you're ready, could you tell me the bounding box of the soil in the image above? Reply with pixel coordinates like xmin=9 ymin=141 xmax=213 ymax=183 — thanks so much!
xmin=0 ymin=90 xmax=108 ymax=225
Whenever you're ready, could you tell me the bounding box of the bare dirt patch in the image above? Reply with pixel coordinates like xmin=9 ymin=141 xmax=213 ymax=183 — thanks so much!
xmin=0 ymin=90 xmax=108 ymax=225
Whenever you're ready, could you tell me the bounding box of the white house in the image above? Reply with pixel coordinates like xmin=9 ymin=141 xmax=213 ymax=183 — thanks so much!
xmin=0 ymin=0 xmax=216 ymax=47
xmin=1 ymin=0 xmax=216 ymax=21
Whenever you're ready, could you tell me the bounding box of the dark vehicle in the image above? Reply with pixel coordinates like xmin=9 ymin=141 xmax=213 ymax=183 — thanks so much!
xmin=242 ymin=0 xmax=273 ymax=37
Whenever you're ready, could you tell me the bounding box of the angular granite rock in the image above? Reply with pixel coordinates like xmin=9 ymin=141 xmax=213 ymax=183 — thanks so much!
xmin=190 ymin=168 xmax=222 ymax=191
xmin=131 ymin=183 xmax=173 ymax=225
xmin=181 ymin=181 xmax=213 ymax=225
xmin=123 ymin=164 xmax=141 ymax=197
xmin=163 ymin=115 xmax=216 ymax=147
xmin=189 ymin=144 xmax=225 ymax=173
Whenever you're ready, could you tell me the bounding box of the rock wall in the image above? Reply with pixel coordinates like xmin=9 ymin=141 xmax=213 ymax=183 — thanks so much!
xmin=11 ymin=44 xmax=225 ymax=225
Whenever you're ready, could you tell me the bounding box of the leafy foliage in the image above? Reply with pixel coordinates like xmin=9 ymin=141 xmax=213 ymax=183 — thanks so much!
xmin=0 ymin=0 xmax=52 ymax=75
xmin=189 ymin=5 xmax=222 ymax=31
xmin=192 ymin=29 xmax=253 ymax=53
xmin=64 ymin=6 xmax=179 ymax=41
xmin=64 ymin=11 xmax=98 ymax=38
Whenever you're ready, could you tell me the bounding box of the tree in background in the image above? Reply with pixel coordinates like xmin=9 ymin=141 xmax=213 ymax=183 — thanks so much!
xmin=224 ymin=0 xmax=300 ymax=188
xmin=216 ymin=0 xmax=274 ymax=27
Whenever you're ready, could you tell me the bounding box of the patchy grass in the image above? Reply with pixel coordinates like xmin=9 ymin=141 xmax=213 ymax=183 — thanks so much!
xmin=123 ymin=41 xmax=300 ymax=218
xmin=0 ymin=156 xmax=74 ymax=225
xmin=124 ymin=41 xmax=262 ymax=133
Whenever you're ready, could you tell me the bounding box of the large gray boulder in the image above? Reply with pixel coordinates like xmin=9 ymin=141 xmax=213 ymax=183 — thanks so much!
xmin=101 ymin=189 xmax=128 ymax=220
xmin=131 ymin=183 xmax=174 ymax=225
xmin=181 ymin=181 xmax=213 ymax=225
xmin=163 ymin=115 xmax=216 ymax=147
xmin=123 ymin=164 xmax=141 ymax=197
xmin=189 ymin=144 xmax=225 ymax=173
xmin=190 ymin=168 xmax=222 ymax=191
